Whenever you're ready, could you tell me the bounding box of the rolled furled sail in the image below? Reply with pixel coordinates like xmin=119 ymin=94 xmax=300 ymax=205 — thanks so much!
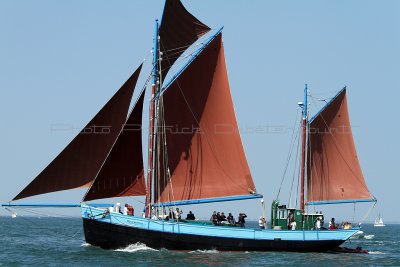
xmin=13 ymin=65 xmax=142 ymax=201
xmin=83 ymin=90 xmax=146 ymax=201
xmin=159 ymin=0 xmax=210 ymax=81
xmin=155 ymin=33 xmax=256 ymax=204
xmin=307 ymin=88 xmax=374 ymax=204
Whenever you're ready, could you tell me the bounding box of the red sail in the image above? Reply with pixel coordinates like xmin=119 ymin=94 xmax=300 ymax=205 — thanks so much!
xmin=159 ymin=0 xmax=210 ymax=80
xmin=83 ymin=90 xmax=146 ymax=201
xmin=13 ymin=65 xmax=142 ymax=201
xmin=155 ymin=34 xmax=256 ymax=204
xmin=307 ymin=88 xmax=373 ymax=203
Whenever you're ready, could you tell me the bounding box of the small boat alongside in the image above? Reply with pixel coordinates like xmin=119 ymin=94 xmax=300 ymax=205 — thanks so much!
xmin=331 ymin=246 xmax=369 ymax=254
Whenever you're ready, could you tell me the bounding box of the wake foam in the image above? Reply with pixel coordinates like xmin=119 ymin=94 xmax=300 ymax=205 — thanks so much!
xmin=115 ymin=243 xmax=158 ymax=253
xmin=368 ymin=251 xmax=386 ymax=255
xmin=364 ymin=235 xmax=375 ymax=240
xmin=350 ymin=231 xmax=365 ymax=239
xmin=189 ymin=249 xmax=219 ymax=254
xmin=81 ymin=243 xmax=92 ymax=247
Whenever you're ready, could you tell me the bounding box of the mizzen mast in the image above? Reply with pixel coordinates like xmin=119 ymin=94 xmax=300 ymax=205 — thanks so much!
xmin=299 ymin=84 xmax=308 ymax=212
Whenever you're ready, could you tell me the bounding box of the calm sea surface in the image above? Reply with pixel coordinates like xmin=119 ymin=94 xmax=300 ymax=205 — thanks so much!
xmin=0 ymin=216 xmax=399 ymax=266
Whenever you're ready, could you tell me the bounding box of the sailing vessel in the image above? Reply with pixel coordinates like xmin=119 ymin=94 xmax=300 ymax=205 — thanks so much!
xmin=2 ymin=0 xmax=375 ymax=252
xmin=374 ymin=213 xmax=385 ymax=227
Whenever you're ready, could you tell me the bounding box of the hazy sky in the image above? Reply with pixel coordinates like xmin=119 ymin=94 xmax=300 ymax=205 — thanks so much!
xmin=1 ymin=1 xmax=399 ymax=223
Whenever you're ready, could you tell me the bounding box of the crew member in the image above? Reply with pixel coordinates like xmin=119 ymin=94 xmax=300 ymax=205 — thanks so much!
xmin=258 ymin=216 xmax=266 ymax=229
xmin=238 ymin=213 xmax=247 ymax=228
xmin=186 ymin=211 xmax=195 ymax=220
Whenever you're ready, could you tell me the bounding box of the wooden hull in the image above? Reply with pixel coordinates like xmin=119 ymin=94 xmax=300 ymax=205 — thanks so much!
xmin=83 ymin=218 xmax=345 ymax=252
xmin=81 ymin=205 xmax=357 ymax=252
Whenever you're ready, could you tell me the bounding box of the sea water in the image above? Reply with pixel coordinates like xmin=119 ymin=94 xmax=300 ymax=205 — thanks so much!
xmin=0 ymin=217 xmax=399 ymax=266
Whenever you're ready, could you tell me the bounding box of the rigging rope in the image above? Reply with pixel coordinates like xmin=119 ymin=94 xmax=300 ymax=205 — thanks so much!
xmin=289 ymin=121 xmax=301 ymax=208
xmin=3 ymin=207 xmax=86 ymax=241
xmin=358 ymin=201 xmax=376 ymax=225
xmin=276 ymin=108 xmax=301 ymax=200
xmin=159 ymin=39 xmax=204 ymax=75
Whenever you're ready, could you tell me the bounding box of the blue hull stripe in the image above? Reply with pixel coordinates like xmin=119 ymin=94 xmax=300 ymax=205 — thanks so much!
xmin=154 ymin=194 xmax=263 ymax=207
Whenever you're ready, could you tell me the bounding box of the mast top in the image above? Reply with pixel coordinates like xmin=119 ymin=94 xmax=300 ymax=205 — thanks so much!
xmin=303 ymin=84 xmax=308 ymax=120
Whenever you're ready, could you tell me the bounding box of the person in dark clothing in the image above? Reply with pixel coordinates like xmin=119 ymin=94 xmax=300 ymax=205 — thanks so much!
xmin=216 ymin=212 xmax=222 ymax=225
xmin=186 ymin=211 xmax=195 ymax=220
xmin=168 ymin=208 xmax=175 ymax=220
xmin=210 ymin=211 xmax=218 ymax=225
xmin=227 ymin=213 xmax=235 ymax=225
xmin=238 ymin=213 xmax=247 ymax=227
xmin=220 ymin=212 xmax=227 ymax=221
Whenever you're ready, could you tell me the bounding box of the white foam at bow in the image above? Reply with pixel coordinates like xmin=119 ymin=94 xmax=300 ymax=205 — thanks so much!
xmin=115 ymin=243 xmax=158 ymax=253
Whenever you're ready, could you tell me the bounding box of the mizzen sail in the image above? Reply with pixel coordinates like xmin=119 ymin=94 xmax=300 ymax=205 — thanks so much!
xmin=307 ymin=88 xmax=374 ymax=204
xmin=13 ymin=65 xmax=142 ymax=201
xmin=83 ymin=90 xmax=146 ymax=201
xmin=155 ymin=33 xmax=257 ymax=204
xmin=159 ymin=0 xmax=210 ymax=80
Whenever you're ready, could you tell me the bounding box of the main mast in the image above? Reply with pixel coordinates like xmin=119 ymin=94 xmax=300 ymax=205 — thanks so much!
xmin=300 ymin=84 xmax=308 ymax=212
xmin=145 ymin=19 xmax=159 ymax=217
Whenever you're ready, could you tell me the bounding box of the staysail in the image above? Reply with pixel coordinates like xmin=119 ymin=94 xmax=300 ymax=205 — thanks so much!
xmin=154 ymin=33 xmax=257 ymax=205
xmin=158 ymin=0 xmax=210 ymax=80
xmin=13 ymin=65 xmax=143 ymax=201
xmin=83 ymin=90 xmax=146 ymax=201
xmin=307 ymin=88 xmax=374 ymax=204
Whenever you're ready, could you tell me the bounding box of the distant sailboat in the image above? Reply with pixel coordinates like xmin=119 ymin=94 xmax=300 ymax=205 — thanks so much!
xmin=374 ymin=213 xmax=385 ymax=227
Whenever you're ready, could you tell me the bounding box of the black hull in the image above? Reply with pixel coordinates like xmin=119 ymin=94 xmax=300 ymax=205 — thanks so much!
xmin=83 ymin=218 xmax=345 ymax=252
